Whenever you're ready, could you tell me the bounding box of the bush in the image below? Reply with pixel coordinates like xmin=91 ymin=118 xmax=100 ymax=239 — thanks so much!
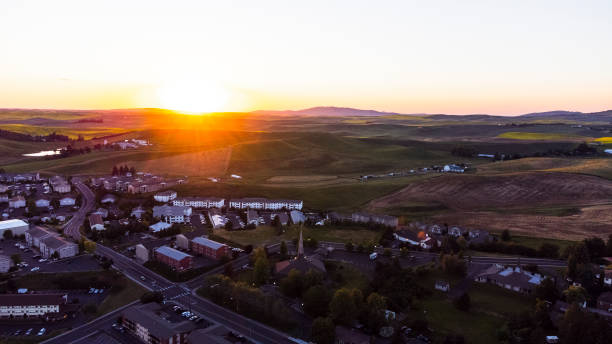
xmin=311 ymin=317 xmax=335 ymax=344
xmin=453 ymin=292 xmax=470 ymax=311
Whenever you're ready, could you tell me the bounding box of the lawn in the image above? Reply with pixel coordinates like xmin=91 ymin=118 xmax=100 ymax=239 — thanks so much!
xmin=470 ymin=283 xmax=533 ymax=317
xmin=325 ymin=261 xmax=371 ymax=292
xmin=409 ymin=297 xmax=505 ymax=344
xmin=509 ymin=235 xmax=575 ymax=253
xmin=96 ymin=278 xmax=147 ymax=315
xmin=213 ymin=225 xmax=382 ymax=247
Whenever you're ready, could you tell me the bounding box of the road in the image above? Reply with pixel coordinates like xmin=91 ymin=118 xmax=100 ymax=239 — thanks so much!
xmin=43 ymin=244 xmax=294 ymax=344
xmin=63 ymin=177 xmax=95 ymax=241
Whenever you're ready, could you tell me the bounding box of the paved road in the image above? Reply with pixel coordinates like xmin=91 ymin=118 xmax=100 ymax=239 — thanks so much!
xmin=63 ymin=178 xmax=95 ymax=241
xmin=44 ymin=244 xmax=294 ymax=344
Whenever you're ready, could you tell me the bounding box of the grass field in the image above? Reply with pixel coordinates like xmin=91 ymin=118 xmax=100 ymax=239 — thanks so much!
xmin=497 ymin=131 xmax=588 ymax=141
xmin=96 ymin=279 xmax=146 ymax=315
xmin=213 ymin=225 xmax=382 ymax=247
xmin=470 ymin=283 xmax=533 ymax=317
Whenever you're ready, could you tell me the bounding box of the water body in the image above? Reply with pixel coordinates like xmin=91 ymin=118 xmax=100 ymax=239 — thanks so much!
xmin=23 ymin=149 xmax=61 ymax=157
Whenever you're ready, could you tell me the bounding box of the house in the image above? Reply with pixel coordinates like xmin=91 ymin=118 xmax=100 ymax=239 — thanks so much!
xmin=149 ymin=221 xmax=172 ymax=233
xmin=443 ymin=164 xmax=465 ymax=173
xmin=246 ymin=209 xmax=260 ymax=226
xmin=59 ymin=196 xmax=76 ymax=206
xmin=134 ymin=244 xmax=149 ymax=263
xmin=93 ymin=208 xmax=109 ymax=219
xmin=25 ymin=226 xmax=55 ymax=248
xmin=290 ymin=210 xmax=306 ymax=224
xmin=35 ymin=197 xmax=51 ymax=208
xmin=475 ymin=265 xmax=544 ymax=294
xmin=351 ymin=213 xmax=398 ymax=228
xmin=39 ymin=236 xmax=78 ymax=259
xmin=100 ymin=194 xmax=117 ymax=204
xmin=272 ymin=212 xmax=289 ymax=226
xmin=596 ymin=292 xmax=612 ymax=312
xmin=153 ymin=205 xmax=192 ymax=224
xmin=0 ymin=185 xmax=8 ymax=193
xmin=130 ymin=206 xmax=147 ymax=219
xmin=435 ymin=280 xmax=450 ymax=292
xmin=89 ymin=214 xmax=105 ymax=231
xmin=275 ymin=231 xmax=326 ymax=275
xmin=207 ymin=209 xmax=228 ymax=229
xmin=0 ymin=219 xmax=29 ymax=237
xmin=9 ymin=196 xmax=26 ymax=208
xmin=229 ymin=198 xmax=303 ymax=210
xmin=154 ymin=190 xmax=177 ymax=203
xmin=121 ymin=303 xmax=195 ymax=344
xmin=154 ymin=246 xmax=193 ymax=271
xmin=0 ymin=293 xmax=67 ymax=318
xmin=191 ymin=237 xmax=229 ymax=260
xmin=604 ymin=270 xmax=612 ymax=287
xmin=393 ymin=230 xmax=421 ymax=246
xmin=448 ymin=226 xmax=466 ymax=237
xmin=0 ymin=194 xmax=8 ymax=203
xmin=0 ymin=255 xmax=13 ymax=273
xmin=420 ymin=237 xmax=434 ymax=249
xmin=52 ymin=183 xmax=71 ymax=193
xmin=172 ymin=197 xmax=225 ymax=209
xmin=429 ymin=224 xmax=443 ymax=234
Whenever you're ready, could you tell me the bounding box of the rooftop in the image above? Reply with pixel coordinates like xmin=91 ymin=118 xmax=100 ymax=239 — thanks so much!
xmin=0 ymin=219 xmax=28 ymax=229
xmin=122 ymin=303 xmax=195 ymax=340
xmin=0 ymin=293 xmax=66 ymax=306
xmin=155 ymin=246 xmax=193 ymax=261
xmin=192 ymin=237 xmax=227 ymax=250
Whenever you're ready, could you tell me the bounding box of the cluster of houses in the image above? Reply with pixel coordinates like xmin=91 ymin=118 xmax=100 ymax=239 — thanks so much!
xmin=0 ymin=174 xmax=77 ymax=223
xmin=393 ymin=222 xmax=489 ymax=250
xmin=111 ymin=138 xmax=150 ymax=150
xmin=0 ymin=293 xmax=71 ymax=320
xmin=91 ymin=172 xmax=186 ymax=195
xmin=474 ymin=265 xmax=545 ymax=294
xmin=25 ymin=226 xmax=79 ymax=259
xmin=134 ymin=234 xmax=230 ymax=271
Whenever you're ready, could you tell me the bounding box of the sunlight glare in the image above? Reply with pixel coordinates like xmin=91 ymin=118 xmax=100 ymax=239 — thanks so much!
xmin=157 ymin=79 xmax=230 ymax=114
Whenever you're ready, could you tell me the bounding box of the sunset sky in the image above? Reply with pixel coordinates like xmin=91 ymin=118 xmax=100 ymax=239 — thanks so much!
xmin=1 ymin=0 xmax=611 ymax=115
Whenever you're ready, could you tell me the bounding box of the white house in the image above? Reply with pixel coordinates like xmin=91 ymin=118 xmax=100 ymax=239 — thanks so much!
xmin=39 ymin=236 xmax=78 ymax=259
xmin=420 ymin=237 xmax=434 ymax=249
xmin=604 ymin=271 xmax=612 ymax=287
xmin=0 ymin=219 xmax=29 ymax=237
xmin=101 ymin=194 xmax=117 ymax=204
xmin=130 ymin=206 xmax=147 ymax=219
xmin=59 ymin=196 xmax=76 ymax=206
xmin=0 ymin=294 xmax=67 ymax=317
xmin=149 ymin=221 xmax=172 ymax=233
xmin=172 ymin=197 xmax=224 ymax=208
xmin=229 ymin=198 xmax=303 ymax=210
xmin=9 ymin=196 xmax=26 ymax=209
xmin=443 ymin=164 xmax=465 ymax=173
xmin=93 ymin=208 xmax=109 ymax=219
xmin=35 ymin=198 xmax=51 ymax=208
xmin=154 ymin=190 xmax=177 ymax=203
xmin=135 ymin=244 xmax=149 ymax=262
xmin=89 ymin=214 xmax=105 ymax=231
xmin=152 ymin=205 xmax=192 ymax=224
xmin=52 ymin=183 xmax=71 ymax=194
xmin=25 ymin=226 xmax=55 ymax=248
xmin=435 ymin=280 xmax=450 ymax=292
xmin=0 ymin=255 xmax=13 ymax=273
xmin=393 ymin=230 xmax=421 ymax=246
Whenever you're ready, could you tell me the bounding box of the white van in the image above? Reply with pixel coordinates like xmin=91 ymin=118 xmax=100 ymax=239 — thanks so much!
xmin=369 ymin=252 xmax=378 ymax=261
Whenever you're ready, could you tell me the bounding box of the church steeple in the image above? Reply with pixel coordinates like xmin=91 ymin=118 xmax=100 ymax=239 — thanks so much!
xmin=297 ymin=230 xmax=304 ymax=258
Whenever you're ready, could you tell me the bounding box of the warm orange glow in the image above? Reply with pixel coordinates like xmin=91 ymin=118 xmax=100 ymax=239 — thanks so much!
xmin=417 ymin=231 xmax=427 ymax=240
xmin=157 ymin=79 xmax=230 ymax=114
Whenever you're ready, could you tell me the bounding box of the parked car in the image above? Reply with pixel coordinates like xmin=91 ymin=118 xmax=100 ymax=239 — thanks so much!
xmin=30 ymin=267 xmax=40 ymax=272
xmin=25 ymin=328 xmax=33 ymax=336
xmin=37 ymin=328 xmax=46 ymax=336
xmin=369 ymin=252 xmax=378 ymax=261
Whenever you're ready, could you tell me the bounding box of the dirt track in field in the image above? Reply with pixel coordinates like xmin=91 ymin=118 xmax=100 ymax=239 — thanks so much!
xmin=368 ymin=172 xmax=612 ymax=239
xmin=369 ymin=172 xmax=612 ymax=210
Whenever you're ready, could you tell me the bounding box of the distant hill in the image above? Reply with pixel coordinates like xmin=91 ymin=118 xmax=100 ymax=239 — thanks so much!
xmin=518 ymin=110 xmax=612 ymax=122
xmin=252 ymin=106 xmax=421 ymax=117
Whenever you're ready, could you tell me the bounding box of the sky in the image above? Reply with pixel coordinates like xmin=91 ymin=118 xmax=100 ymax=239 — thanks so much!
xmin=0 ymin=0 xmax=611 ymax=115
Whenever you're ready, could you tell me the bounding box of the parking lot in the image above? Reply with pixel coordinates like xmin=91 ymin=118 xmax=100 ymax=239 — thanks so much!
xmin=0 ymin=238 xmax=102 ymax=275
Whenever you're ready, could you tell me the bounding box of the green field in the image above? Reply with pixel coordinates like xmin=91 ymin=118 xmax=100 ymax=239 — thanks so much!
xmin=96 ymin=279 xmax=147 ymax=315
xmin=497 ymin=131 xmax=588 ymax=141
xmin=214 ymin=225 xmax=382 ymax=247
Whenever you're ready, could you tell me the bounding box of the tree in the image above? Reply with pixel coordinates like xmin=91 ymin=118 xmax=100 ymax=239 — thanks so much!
xmin=224 ymin=220 xmax=233 ymax=230
xmin=501 ymin=229 xmax=511 ymax=241
xmin=534 ymin=277 xmax=558 ymax=302
xmin=606 ymin=234 xmax=612 ymax=256
xmin=330 ymin=288 xmax=358 ymax=325
xmin=311 ymin=317 xmax=335 ymax=344
xmin=563 ymin=285 xmax=588 ymax=305
xmin=303 ymin=285 xmax=331 ymax=318
xmin=83 ymin=240 xmax=97 ymax=253
xmin=538 ymin=243 xmax=559 ymax=258
xmin=453 ymin=292 xmax=470 ymax=311
xmin=456 ymin=236 xmax=467 ymax=251
xmin=112 ymin=165 xmax=118 ymax=176
xmin=279 ymin=241 xmax=288 ymax=260
xmin=10 ymin=254 xmax=21 ymax=265
xmin=584 ymin=237 xmax=606 ymax=260
xmin=3 ymin=229 xmax=13 ymax=240
xmin=365 ymin=292 xmax=387 ymax=331
xmin=441 ymin=254 xmax=466 ymax=277
xmin=253 ymin=255 xmax=270 ymax=286
xmin=280 ymin=269 xmax=304 ymax=298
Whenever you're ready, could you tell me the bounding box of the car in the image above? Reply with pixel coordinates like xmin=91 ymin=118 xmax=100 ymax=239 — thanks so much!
xmin=14 ymin=243 xmax=20 ymax=247
xmin=172 ymin=305 xmax=180 ymax=311
xmin=38 ymin=258 xmax=47 ymax=263
xmin=181 ymin=311 xmax=192 ymax=318
xmin=189 ymin=315 xmax=198 ymax=320
xmin=37 ymin=328 xmax=46 ymax=336
xmin=33 ymin=254 xmax=41 ymax=259
xmin=140 ymin=276 xmax=146 ymax=281
xmin=99 ymin=289 xmax=104 ymax=293
xmin=30 ymin=267 xmax=40 ymax=272
xmin=13 ymin=330 xmax=21 ymax=336
xmin=25 ymin=328 xmax=33 ymax=335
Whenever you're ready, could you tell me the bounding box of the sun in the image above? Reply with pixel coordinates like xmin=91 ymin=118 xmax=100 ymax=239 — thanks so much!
xmin=157 ymin=79 xmax=230 ymax=114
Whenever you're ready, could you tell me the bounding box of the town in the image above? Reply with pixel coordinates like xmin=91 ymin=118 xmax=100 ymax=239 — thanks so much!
xmin=0 ymin=168 xmax=611 ymax=344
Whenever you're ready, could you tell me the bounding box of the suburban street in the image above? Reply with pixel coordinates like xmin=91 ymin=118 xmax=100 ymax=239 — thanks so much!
xmin=43 ymin=244 xmax=295 ymax=344
xmin=63 ymin=177 xmax=95 ymax=241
